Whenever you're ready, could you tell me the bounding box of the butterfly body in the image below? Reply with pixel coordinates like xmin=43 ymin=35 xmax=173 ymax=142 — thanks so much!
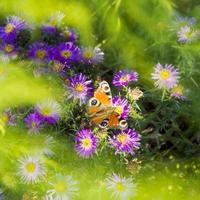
xmin=88 ymin=81 xmax=127 ymax=129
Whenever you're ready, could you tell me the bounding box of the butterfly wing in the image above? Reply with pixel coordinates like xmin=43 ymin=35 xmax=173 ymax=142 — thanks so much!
xmin=88 ymin=81 xmax=112 ymax=118
xmin=108 ymin=112 xmax=128 ymax=129
xmin=88 ymin=81 xmax=127 ymax=129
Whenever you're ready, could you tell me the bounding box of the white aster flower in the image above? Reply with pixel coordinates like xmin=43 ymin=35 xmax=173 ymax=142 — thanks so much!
xmin=18 ymin=156 xmax=46 ymax=184
xmin=45 ymin=174 xmax=79 ymax=200
xmin=177 ymin=25 xmax=199 ymax=43
xmin=106 ymin=173 xmax=137 ymax=200
xmin=43 ymin=136 xmax=55 ymax=158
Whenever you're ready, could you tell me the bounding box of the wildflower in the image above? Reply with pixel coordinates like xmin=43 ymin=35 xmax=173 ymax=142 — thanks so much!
xmin=55 ymin=42 xmax=80 ymax=64
xmin=112 ymin=96 xmax=131 ymax=119
xmin=110 ymin=128 xmax=141 ymax=155
xmin=45 ymin=174 xmax=78 ymax=200
xmin=152 ymin=63 xmax=180 ymax=89
xmin=66 ymin=73 xmax=93 ymax=105
xmin=0 ymin=108 xmax=16 ymax=126
xmin=51 ymin=61 xmax=67 ymax=74
xmin=113 ymin=70 xmax=138 ymax=88
xmin=106 ymin=173 xmax=137 ymax=200
xmin=75 ymin=129 xmax=98 ymax=158
xmin=18 ymin=156 xmax=46 ymax=184
xmin=177 ymin=25 xmax=198 ymax=43
xmin=49 ymin=11 xmax=65 ymax=27
xmin=62 ymin=28 xmax=78 ymax=42
xmin=42 ymin=25 xmax=58 ymax=35
xmin=126 ymin=87 xmax=143 ymax=101
xmin=28 ymin=42 xmax=52 ymax=63
xmin=81 ymin=47 xmax=104 ymax=64
xmin=24 ymin=112 xmax=44 ymax=134
xmin=176 ymin=16 xmax=196 ymax=27
xmin=171 ymin=85 xmax=186 ymax=100
xmin=36 ymin=99 xmax=61 ymax=125
xmin=1 ymin=42 xmax=18 ymax=59
xmin=0 ymin=16 xmax=26 ymax=42
xmin=43 ymin=136 xmax=55 ymax=157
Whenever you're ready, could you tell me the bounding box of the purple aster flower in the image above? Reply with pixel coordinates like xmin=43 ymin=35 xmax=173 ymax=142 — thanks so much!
xmin=110 ymin=128 xmax=141 ymax=155
xmin=0 ymin=16 xmax=26 ymax=42
xmin=55 ymin=42 xmax=80 ymax=64
xmin=61 ymin=28 xmax=78 ymax=42
xmin=1 ymin=108 xmax=16 ymax=126
xmin=25 ymin=112 xmax=44 ymax=134
xmin=113 ymin=70 xmax=138 ymax=88
xmin=171 ymin=85 xmax=186 ymax=100
xmin=176 ymin=16 xmax=196 ymax=27
xmin=0 ymin=42 xmax=18 ymax=58
xmin=75 ymin=129 xmax=98 ymax=158
xmin=81 ymin=47 xmax=104 ymax=64
xmin=42 ymin=25 xmax=58 ymax=34
xmin=66 ymin=73 xmax=93 ymax=105
xmin=152 ymin=63 xmax=180 ymax=89
xmin=36 ymin=99 xmax=61 ymax=125
xmin=112 ymin=96 xmax=131 ymax=119
xmin=28 ymin=42 xmax=52 ymax=63
xmin=177 ymin=25 xmax=198 ymax=43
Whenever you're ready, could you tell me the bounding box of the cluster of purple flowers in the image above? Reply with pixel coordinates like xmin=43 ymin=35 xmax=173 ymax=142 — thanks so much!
xmin=25 ymin=99 xmax=61 ymax=134
xmin=0 ymin=16 xmax=27 ymax=58
xmin=75 ymin=127 xmax=141 ymax=158
xmin=74 ymin=71 xmax=141 ymax=158
xmin=0 ymin=15 xmax=142 ymax=159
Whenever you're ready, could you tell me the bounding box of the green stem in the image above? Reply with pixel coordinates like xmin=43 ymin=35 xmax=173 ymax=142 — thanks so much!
xmin=161 ymin=89 xmax=166 ymax=101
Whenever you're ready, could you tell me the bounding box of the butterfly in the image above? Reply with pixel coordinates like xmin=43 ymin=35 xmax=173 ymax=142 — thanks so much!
xmin=87 ymin=81 xmax=128 ymax=129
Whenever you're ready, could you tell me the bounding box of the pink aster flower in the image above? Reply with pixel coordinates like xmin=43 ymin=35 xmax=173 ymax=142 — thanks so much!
xmin=110 ymin=128 xmax=141 ymax=155
xmin=152 ymin=63 xmax=180 ymax=89
xmin=113 ymin=70 xmax=138 ymax=88
xmin=75 ymin=129 xmax=98 ymax=159
xmin=112 ymin=96 xmax=131 ymax=119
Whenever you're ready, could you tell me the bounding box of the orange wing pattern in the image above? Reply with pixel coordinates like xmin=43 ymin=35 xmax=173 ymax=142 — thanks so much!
xmin=87 ymin=81 xmax=127 ymax=129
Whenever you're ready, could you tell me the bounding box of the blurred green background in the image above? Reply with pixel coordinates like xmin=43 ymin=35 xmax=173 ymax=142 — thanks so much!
xmin=0 ymin=0 xmax=200 ymax=199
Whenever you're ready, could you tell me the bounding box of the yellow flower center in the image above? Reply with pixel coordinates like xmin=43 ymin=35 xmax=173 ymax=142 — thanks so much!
xmin=61 ymin=50 xmax=71 ymax=58
xmin=1 ymin=115 xmax=9 ymax=124
xmin=36 ymin=50 xmax=47 ymax=59
xmin=84 ymin=51 xmax=94 ymax=59
xmin=55 ymin=181 xmax=68 ymax=193
xmin=25 ymin=162 xmax=36 ymax=173
xmin=42 ymin=107 xmax=52 ymax=116
xmin=75 ymin=83 xmax=85 ymax=92
xmin=53 ymin=62 xmax=64 ymax=72
xmin=5 ymin=23 xmax=15 ymax=33
xmin=120 ymin=75 xmax=130 ymax=82
xmin=31 ymin=122 xmax=37 ymax=128
xmin=115 ymin=106 xmax=123 ymax=115
xmin=116 ymin=182 xmax=126 ymax=192
xmin=82 ymin=138 xmax=92 ymax=150
xmin=186 ymin=31 xmax=193 ymax=38
xmin=4 ymin=44 xmax=14 ymax=53
xmin=172 ymin=85 xmax=184 ymax=95
xmin=160 ymin=69 xmax=171 ymax=80
xmin=117 ymin=133 xmax=128 ymax=145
